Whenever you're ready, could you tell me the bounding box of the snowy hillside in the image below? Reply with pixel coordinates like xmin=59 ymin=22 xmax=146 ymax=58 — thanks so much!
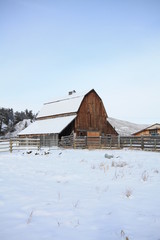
xmin=0 ymin=149 xmax=160 ymax=240
xmin=108 ymin=117 xmax=149 ymax=136
xmin=4 ymin=119 xmax=32 ymax=138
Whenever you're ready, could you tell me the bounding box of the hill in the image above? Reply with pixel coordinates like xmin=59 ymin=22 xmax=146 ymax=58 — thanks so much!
xmin=4 ymin=119 xmax=32 ymax=139
xmin=0 ymin=108 xmax=35 ymax=138
xmin=108 ymin=117 xmax=148 ymax=136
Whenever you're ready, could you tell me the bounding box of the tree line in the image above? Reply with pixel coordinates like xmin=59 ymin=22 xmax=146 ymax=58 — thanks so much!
xmin=0 ymin=108 xmax=36 ymax=135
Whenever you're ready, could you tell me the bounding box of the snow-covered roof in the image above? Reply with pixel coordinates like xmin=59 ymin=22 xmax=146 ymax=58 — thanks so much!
xmin=37 ymin=90 xmax=90 ymax=119
xmin=18 ymin=115 xmax=76 ymax=135
xmin=147 ymin=123 xmax=160 ymax=130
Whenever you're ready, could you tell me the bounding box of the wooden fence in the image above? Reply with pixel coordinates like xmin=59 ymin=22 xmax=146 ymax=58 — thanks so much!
xmin=60 ymin=135 xmax=160 ymax=151
xmin=0 ymin=136 xmax=160 ymax=153
xmin=0 ymin=138 xmax=40 ymax=153
xmin=119 ymin=136 xmax=160 ymax=151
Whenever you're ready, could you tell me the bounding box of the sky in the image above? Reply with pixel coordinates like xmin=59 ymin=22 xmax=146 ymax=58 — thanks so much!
xmin=0 ymin=0 xmax=160 ymax=124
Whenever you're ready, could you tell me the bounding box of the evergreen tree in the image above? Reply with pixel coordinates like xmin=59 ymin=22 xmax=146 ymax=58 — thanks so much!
xmin=0 ymin=107 xmax=36 ymax=135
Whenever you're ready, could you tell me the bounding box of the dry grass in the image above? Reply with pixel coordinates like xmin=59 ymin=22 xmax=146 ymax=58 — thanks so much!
xmin=121 ymin=230 xmax=130 ymax=239
xmin=57 ymin=221 xmax=61 ymax=227
xmin=112 ymin=161 xmax=127 ymax=168
xmin=125 ymin=188 xmax=132 ymax=198
xmin=27 ymin=210 xmax=34 ymax=224
xmin=74 ymin=219 xmax=80 ymax=228
xmin=57 ymin=192 xmax=61 ymax=200
xmin=73 ymin=200 xmax=79 ymax=208
xmin=141 ymin=171 xmax=149 ymax=182
xmin=99 ymin=162 xmax=107 ymax=173
xmin=91 ymin=164 xmax=96 ymax=169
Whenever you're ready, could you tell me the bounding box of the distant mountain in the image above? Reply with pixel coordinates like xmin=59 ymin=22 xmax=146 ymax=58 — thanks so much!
xmin=108 ymin=117 xmax=149 ymax=136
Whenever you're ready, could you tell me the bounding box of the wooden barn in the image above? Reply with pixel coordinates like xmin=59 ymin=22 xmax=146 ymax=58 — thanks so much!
xmin=133 ymin=123 xmax=160 ymax=136
xmin=18 ymin=89 xmax=118 ymax=145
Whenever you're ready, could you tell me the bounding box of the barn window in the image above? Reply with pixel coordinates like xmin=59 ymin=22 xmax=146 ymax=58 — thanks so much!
xmin=78 ymin=131 xmax=86 ymax=136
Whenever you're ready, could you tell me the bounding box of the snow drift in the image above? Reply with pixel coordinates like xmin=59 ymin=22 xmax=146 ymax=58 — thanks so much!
xmin=0 ymin=149 xmax=160 ymax=240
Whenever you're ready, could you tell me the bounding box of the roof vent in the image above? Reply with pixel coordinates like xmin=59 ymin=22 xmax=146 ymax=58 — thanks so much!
xmin=68 ymin=90 xmax=76 ymax=95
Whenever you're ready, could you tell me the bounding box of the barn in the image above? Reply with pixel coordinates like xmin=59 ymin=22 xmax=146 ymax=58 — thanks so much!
xmin=133 ymin=123 xmax=160 ymax=136
xmin=18 ymin=89 xmax=118 ymax=145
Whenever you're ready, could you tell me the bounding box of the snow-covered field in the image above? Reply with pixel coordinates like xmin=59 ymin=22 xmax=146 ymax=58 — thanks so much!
xmin=0 ymin=149 xmax=160 ymax=240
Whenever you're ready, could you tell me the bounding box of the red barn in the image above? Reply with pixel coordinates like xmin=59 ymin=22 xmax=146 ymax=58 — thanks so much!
xmin=19 ymin=89 xmax=118 ymax=144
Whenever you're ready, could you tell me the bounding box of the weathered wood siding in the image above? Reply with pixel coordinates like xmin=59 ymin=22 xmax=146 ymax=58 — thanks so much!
xmin=134 ymin=130 xmax=149 ymax=136
xmin=75 ymin=90 xmax=117 ymax=136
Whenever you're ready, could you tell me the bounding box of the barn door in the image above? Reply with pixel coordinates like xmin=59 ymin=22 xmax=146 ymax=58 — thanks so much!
xmin=87 ymin=131 xmax=100 ymax=148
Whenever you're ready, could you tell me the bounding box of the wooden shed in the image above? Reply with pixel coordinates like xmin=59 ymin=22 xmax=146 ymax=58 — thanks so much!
xmin=18 ymin=89 xmax=118 ymax=144
xmin=133 ymin=123 xmax=160 ymax=136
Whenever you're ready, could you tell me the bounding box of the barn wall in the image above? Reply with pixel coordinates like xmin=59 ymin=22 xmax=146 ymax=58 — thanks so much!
xmin=75 ymin=90 xmax=118 ymax=136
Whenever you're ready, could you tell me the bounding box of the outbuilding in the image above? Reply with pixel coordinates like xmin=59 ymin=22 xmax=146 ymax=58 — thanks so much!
xmin=133 ymin=123 xmax=160 ymax=136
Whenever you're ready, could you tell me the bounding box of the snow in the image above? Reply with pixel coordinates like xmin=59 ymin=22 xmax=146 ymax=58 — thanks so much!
xmin=44 ymin=90 xmax=88 ymax=105
xmin=1 ymin=122 xmax=7 ymax=131
xmin=147 ymin=124 xmax=160 ymax=130
xmin=37 ymin=95 xmax=84 ymax=119
xmin=0 ymin=149 xmax=160 ymax=240
xmin=4 ymin=119 xmax=32 ymax=139
xmin=18 ymin=115 xmax=76 ymax=135
xmin=108 ymin=117 xmax=149 ymax=136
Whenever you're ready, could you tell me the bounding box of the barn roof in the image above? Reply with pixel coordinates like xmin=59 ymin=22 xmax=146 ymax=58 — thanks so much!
xmin=37 ymin=90 xmax=92 ymax=119
xmin=18 ymin=115 xmax=76 ymax=135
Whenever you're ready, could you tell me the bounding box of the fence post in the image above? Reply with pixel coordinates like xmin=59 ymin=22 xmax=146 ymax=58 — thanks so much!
xmin=26 ymin=138 xmax=29 ymax=148
xmin=154 ymin=139 xmax=157 ymax=151
xmin=85 ymin=136 xmax=87 ymax=148
xmin=130 ymin=138 xmax=132 ymax=148
xmin=10 ymin=139 xmax=12 ymax=153
xmin=141 ymin=136 xmax=144 ymax=150
xmin=118 ymin=135 xmax=121 ymax=148
xmin=99 ymin=136 xmax=101 ymax=148
xmin=110 ymin=137 xmax=112 ymax=149
xmin=38 ymin=139 xmax=40 ymax=150
xmin=73 ymin=137 xmax=76 ymax=149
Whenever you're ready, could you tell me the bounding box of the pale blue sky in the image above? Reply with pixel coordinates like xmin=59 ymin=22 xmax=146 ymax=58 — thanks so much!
xmin=0 ymin=0 xmax=160 ymax=124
